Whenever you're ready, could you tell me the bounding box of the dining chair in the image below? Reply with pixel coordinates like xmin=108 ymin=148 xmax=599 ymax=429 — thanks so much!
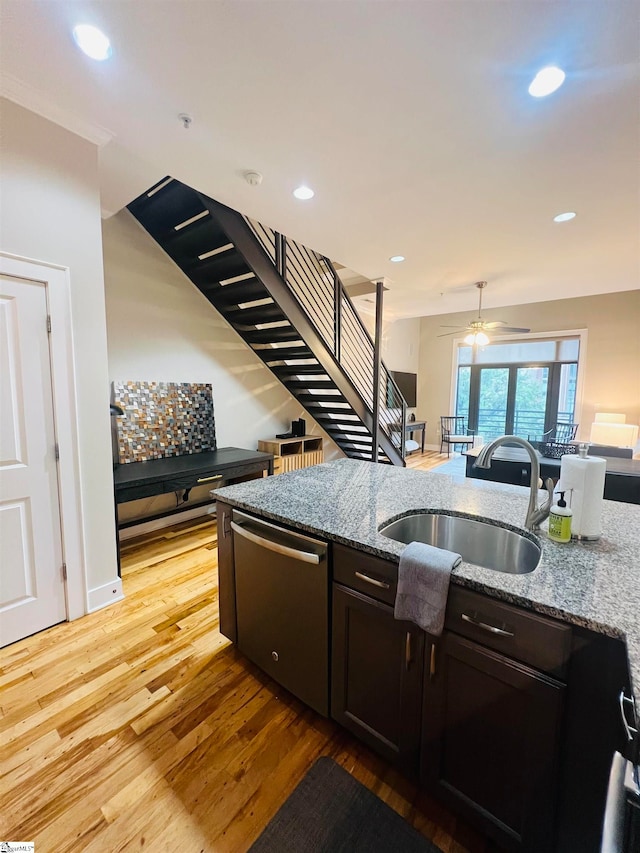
xmin=541 ymin=422 xmax=578 ymax=444
xmin=440 ymin=416 xmax=476 ymax=457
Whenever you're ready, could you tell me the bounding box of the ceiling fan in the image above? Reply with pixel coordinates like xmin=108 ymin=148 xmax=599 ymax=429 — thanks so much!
xmin=438 ymin=281 xmax=530 ymax=345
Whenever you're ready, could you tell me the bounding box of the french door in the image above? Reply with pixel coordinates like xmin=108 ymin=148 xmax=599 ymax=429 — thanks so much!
xmin=463 ymin=364 xmax=557 ymax=442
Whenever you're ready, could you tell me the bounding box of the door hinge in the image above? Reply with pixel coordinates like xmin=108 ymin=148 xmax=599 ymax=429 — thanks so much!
xmin=47 ymin=314 xmax=52 ymax=334
xmin=55 ymin=443 xmax=60 ymax=461
xmin=62 ymin=562 xmax=67 ymax=581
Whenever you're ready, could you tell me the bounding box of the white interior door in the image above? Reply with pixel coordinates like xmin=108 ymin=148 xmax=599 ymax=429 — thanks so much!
xmin=0 ymin=273 xmax=66 ymax=647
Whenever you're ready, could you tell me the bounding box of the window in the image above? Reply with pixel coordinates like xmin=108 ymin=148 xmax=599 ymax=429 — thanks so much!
xmin=454 ymin=336 xmax=580 ymax=442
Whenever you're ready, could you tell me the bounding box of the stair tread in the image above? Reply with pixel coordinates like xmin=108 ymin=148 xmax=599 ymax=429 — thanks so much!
xmin=187 ymin=250 xmax=252 ymax=284
xmin=244 ymin=328 xmax=303 ymax=344
xmin=271 ymin=364 xmax=325 ymax=376
xmin=224 ymin=304 xmax=287 ymax=326
xmin=260 ymin=348 xmax=315 ymax=363
xmin=285 ymin=379 xmax=336 ymax=389
xmin=294 ymin=395 xmax=350 ymax=405
xmin=127 ymin=179 xmax=208 ymax=237
xmin=161 ymin=216 xmax=231 ymax=264
xmin=202 ymin=279 xmax=270 ymax=307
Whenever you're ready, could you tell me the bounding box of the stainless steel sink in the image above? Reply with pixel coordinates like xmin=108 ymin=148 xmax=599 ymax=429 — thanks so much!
xmin=379 ymin=512 xmax=541 ymax=574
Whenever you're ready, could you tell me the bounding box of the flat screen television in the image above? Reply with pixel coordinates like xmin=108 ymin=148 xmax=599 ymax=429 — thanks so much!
xmin=389 ymin=370 xmax=417 ymax=408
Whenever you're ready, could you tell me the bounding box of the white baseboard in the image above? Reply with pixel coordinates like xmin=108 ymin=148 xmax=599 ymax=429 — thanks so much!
xmin=87 ymin=578 xmax=124 ymax=612
xmin=118 ymin=504 xmax=216 ymax=541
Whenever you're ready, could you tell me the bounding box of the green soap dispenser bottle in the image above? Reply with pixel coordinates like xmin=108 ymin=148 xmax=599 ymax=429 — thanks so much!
xmin=548 ymin=490 xmax=572 ymax=543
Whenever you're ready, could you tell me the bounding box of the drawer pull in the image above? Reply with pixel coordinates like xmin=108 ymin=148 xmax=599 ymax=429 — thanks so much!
xmin=405 ymin=632 xmax=412 ymax=670
xmin=197 ymin=474 xmax=223 ymax=483
xmin=429 ymin=643 xmax=437 ymax=682
xmin=619 ymin=690 xmax=638 ymax=742
xmin=355 ymin=571 xmax=390 ymax=590
xmin=461 ymin=612 xmax=515 ymax=638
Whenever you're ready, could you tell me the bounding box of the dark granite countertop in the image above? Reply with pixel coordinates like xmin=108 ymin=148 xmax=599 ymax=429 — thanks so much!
xmin=214 ymin=458 xmax=640 ymax=703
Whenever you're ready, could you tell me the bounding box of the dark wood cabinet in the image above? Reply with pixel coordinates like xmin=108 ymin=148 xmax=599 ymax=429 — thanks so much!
xmin=555 ymin=628 xmax=633 ymax=853
xmin=216 ymin=501 xmax=237 ymax=643
xmin=331 ymin=583 xmax=424 ymax=775
xmin=422 ymin=631 xmax=565 ymax=852
xmin=224 ymin=529 xmax=633 ymax=852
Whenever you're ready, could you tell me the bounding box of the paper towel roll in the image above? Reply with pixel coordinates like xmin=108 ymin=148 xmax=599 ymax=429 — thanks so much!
xmin=559 ymin=452 xmax=606 ymax=539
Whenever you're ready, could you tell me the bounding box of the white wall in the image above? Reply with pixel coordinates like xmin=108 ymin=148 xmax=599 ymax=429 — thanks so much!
xmin=103 ymin=209 xmax=341 ymax=522
xmin=383 ymin=317 xmax=421 ymax=374
xmin=0 ymin=98 xmax=119 ymax=598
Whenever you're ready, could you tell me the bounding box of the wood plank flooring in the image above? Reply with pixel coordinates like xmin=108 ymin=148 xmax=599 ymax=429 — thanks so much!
xmin=1 ymin=500 xmax=502 ymax=853
xmin=405 ymin=449 xmax=460 ymax=472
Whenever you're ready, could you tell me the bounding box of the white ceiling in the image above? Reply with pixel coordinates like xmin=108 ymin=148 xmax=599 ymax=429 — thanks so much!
xmin=1 ymin=1 xmax=639 ymax=320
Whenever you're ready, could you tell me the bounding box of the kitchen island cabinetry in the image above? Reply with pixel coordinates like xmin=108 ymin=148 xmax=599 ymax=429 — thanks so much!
xmin=331 ymin=583 xmax=424 ymax=775
xmin=213 ymin=458 xmax=640 ymax=853
xmin=216 ymin=501 xmax=237 ymax=642
xmin=422 ymin=631 xmax=565 ymax=852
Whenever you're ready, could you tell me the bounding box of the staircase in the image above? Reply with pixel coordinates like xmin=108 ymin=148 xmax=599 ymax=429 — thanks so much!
xmin=127 ymin=177 xmax=408 ymax=465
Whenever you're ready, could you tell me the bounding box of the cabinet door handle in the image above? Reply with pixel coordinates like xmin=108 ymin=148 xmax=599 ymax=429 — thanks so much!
xmin=429 ymin=644 xmax=437 ymax=682
xmin=619 ymin=690 xmax=638 ymax=742
xmin=405 ymin=632 xmax=412 ymax=670
xmin=197 ymin=474 xmax=223 ymax=483
xmin=461 ymin=612 xmax=515 ymax=637
xmin=354 ymin=571 xmax=390 ymax=590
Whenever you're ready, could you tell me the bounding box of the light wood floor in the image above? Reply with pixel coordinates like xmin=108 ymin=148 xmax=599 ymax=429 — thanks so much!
xmin=1 ymin=495 xmax=501 ymax=853
xmin=405 ymin=449 xmax=461 ymax=471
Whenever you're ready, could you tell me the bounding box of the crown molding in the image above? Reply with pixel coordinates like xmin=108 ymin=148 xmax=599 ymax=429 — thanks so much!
xmin=1 ymin=73 xmax=114 ymax=147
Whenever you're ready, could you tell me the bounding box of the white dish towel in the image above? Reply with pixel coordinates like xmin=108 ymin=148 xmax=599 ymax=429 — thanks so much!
xmin=394 ymin=540 xmax=461 ymax=636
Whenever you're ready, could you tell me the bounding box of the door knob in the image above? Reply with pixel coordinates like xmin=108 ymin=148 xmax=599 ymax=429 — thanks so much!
xmin=271 ymin=651 xmax=279 ymax=661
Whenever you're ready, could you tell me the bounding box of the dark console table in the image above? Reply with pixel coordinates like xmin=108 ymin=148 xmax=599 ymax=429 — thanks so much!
xmin=392 ymin=420 xmax=426 ymax=453
xmin=113 ymin=447 xmax=274 ymax=573
xmin=406 ymin=420 xmax=426 ymax=453
xmin=464 ymin=446 xmax=640 ymax=505
xmin=114 ymin=447 xmax=273 ymax=505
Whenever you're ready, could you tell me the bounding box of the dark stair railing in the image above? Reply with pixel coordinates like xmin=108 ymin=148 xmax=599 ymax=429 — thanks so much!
xmin=128 ymin=177 xmax=407 ymax=465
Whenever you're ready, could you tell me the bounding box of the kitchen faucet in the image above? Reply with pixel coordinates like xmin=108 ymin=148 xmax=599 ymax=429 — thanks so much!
xmin=473 ymin=435 xmax=555 ymax=531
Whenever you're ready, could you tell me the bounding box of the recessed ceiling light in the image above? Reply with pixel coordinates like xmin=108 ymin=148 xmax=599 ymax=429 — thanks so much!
xmin=528 ymin=66 xmax=565 ymax=98
xmin=553 ymin=211 xmax=576 ymax=222
xmin=389 ymin=255 xmax=405 ymax=263
xmin=293 ymin=185 xmax=314 ymax=200
xmin=72 ymin=24 xmax=112 ymax=60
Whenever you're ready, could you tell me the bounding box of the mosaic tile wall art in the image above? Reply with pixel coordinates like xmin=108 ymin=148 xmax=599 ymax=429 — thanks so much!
xmin=113 ymin=381 xmax=217 ymax=464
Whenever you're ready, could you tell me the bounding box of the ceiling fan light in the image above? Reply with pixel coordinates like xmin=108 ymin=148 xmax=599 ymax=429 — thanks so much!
xmin=464 ymin=331 xmax=489 ymax=346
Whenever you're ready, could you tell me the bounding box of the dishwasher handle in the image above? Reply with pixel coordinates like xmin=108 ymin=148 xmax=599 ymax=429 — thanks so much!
xmin=230 ymin=520 xmax=321 ymax=565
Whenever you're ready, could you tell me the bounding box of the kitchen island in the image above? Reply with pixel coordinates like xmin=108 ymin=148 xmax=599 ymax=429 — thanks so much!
xmin=214 ymin=458 xmax=639 ymax=852
xmin=215 ymin=457 xmax=640 ymax=697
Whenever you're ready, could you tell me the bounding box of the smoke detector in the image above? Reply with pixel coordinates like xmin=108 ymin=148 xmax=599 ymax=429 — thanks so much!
xmin=244 ymin=170 xmax=263 ymax=186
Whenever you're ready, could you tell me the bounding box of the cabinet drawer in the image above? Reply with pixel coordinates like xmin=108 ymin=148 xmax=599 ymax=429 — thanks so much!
xmin=333 ymin=542 xmax=397 ymax=606
xmin=116 ymin=481 xmax=163 ymax=502
xmin=446 ymin=586 xmax=572 ymax=679
xmin=168 ymin=461 xmax=269 ymax=491
xmin=168 ymin=472 xmax=226 ymax=490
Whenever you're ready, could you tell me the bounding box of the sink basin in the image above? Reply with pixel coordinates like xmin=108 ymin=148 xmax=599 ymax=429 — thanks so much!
xmin=379 ymin=511 xmax=541 ymax=574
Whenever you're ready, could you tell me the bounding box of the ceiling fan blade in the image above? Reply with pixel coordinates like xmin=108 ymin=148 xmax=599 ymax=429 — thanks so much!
xmin=437 ymin=330 xmax=466 ymax=337
xmin=482 ymin=320 xmax=509 ymax=329
xmin=498 ymin=326 xmax=531 ymax=334
xmin=439 ymin=324 xmax=468 ymax=328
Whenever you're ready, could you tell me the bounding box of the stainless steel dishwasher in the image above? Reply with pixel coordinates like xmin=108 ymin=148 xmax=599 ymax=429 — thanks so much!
xmin=230 ymin=509 xmax=329 ymax=716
